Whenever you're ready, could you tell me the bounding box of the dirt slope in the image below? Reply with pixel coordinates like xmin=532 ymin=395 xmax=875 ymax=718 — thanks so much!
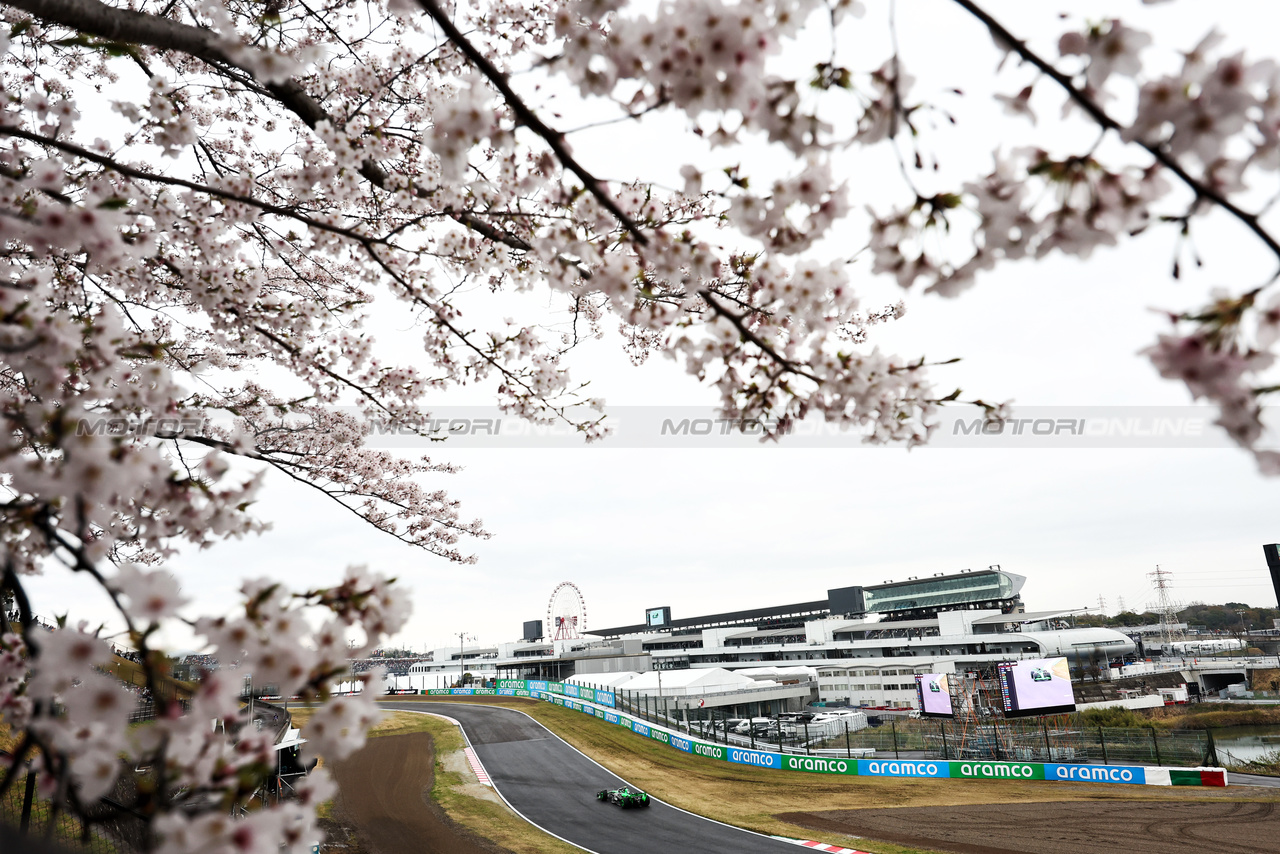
xmin=328 ymin=731 xmax=503 ymax=854
xmin=779 ymin=800 xmax=1279 ymax=854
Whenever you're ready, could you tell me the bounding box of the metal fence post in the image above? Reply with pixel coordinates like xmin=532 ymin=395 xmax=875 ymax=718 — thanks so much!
xmin=1099 ymin=726 xmax=1109 ymax=765
xmin=804 ymin=721 xmax=811 ymax=755
xmin=892 ymin=720 xmax=900 ymax=759
xmin=845 ymin=720 xmax=851 ymax=759
xmin=1151 ymin=727 xmax=1163 ymax=766
xmin=20 ymin=765 xmax=36 ymax=832
xmin=940 ymin=721 xmax=948 ymax=760
xmin=1207 ymin=729 xmax=1219 ymax=766
xmin=778 ymin=721 xmax=784 ymax=754
xmin=1042 ymin=719 xmax=1052 ymax=761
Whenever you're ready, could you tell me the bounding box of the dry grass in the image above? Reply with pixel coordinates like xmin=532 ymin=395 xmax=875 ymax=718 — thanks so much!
xmin=1152 ymin=702 xmax=1280 ymax=730
xmin=386 ymin=696 xmax=1280 ymax=854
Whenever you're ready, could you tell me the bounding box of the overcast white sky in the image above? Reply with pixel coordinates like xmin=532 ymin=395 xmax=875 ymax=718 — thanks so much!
xmin=25 ymin=1 xmax=1280 ymax=653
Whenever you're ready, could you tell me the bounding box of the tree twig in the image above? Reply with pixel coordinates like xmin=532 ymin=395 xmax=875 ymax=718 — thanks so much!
xmin=951 ymin=0 xmax=1280 ymax=265
xmin=414 ymin=0 xmax=649 ymax=246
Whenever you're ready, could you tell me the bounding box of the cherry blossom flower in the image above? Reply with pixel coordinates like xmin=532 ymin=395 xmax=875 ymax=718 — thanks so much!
xmin=110 ymin=564 xmax=190 ymax=624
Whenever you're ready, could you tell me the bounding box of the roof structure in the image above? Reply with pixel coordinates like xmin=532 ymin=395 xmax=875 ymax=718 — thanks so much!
xmin=725 ymin=626 xmax=808 ymax=641
xmin=971 ymin=609 xmax=1076 ymax=625
xmin=611 ymin=668 xmax=762 ymax=696
xmin=564 ymin=672 xmax=639 ymax=688
xmin=832 ymin=618 xmax=941 ymax=633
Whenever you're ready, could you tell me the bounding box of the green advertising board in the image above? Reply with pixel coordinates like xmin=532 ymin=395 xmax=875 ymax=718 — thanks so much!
xmin=948 ymin=761 xmax=1045 ymax=780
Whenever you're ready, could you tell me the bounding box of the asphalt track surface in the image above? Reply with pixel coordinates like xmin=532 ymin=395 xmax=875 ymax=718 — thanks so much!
xmin=383 ymin=701 xmax=800 ymax=854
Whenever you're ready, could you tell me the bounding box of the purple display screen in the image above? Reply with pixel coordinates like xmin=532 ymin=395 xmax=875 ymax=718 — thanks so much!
xmin=915 ymin=673 xmax=954 ymax=717
xmin=999 ymin=657 xmax=1075 ymax=717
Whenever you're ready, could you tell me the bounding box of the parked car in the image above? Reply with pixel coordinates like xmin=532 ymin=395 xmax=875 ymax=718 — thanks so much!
xmin=732 ymin=717 xmax=772 ymax=734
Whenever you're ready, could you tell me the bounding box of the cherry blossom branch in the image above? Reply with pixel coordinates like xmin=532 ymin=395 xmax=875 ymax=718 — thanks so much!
xmin=700 ymin=290 xmax=821 ymax=383
xmin=0 ymin=125 xmax=388 ymax=243
xmin=5 ymin=0 xmax=331 ymax=125
xmin=29 ymin=510 xmax=179 ymax=725
xmin=356 ymin=243 xmax=598 ymax=430
xmin=413 ymin=0 xmax=649 ymax=246
xmin=951 ymin=0 xmax=1280 ymax=268
xmin=178 ymin=433 xmax=481 ymax=560
xmin=7 ymin=0 xmax=590 ymax=270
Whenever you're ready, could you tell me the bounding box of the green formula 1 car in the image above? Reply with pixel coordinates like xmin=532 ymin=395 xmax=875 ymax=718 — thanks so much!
xmin=595 ymin=785 xmax=651 ymax=808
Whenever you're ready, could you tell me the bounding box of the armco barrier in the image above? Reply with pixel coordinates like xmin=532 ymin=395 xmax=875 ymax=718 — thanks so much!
xmin=423 ymin=680 xmax=1227 ymax=787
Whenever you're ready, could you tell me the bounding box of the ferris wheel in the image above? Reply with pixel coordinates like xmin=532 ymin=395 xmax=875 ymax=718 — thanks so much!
xmin=547 ymin=582 xmax=587 ymax=641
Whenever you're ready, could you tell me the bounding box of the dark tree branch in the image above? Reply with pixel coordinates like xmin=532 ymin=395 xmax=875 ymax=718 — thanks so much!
xmin=5 ymin=0 xmax=331 ymax=127
xmin=700 ymin=290 xmax=821 ymax=384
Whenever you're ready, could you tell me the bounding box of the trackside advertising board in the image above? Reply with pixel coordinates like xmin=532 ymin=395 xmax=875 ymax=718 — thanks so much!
xmin=425 ymin=687 xmax=498 ymax=695
xmin=494 ymin=679 xmax=615 ymax=707
xmin=419 ymin=679 xmax=1226 ymax=788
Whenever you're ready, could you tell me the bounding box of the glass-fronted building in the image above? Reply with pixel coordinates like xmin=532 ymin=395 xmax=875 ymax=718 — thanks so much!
xmin=857 ymin=569 xmax=1026 ymax=619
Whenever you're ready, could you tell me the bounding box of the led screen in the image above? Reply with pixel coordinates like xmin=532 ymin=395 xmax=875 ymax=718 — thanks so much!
xmin=998 ymin=657 xmax=1075 ymax=717
xmin=914 ymin=673 xmax=954 ymax=718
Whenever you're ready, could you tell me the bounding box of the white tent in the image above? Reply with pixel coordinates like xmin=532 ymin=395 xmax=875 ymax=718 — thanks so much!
xmin=612 ymin=668 xmax=770 ymax=697
xmin=735 ymin=665 xmax=818 ymax=683
xmin=565 ymin=672 xmax=639 ymax=688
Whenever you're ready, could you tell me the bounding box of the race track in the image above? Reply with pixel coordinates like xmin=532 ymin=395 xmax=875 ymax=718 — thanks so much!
xmin=382 ymin=701 xmax=801 ymax=854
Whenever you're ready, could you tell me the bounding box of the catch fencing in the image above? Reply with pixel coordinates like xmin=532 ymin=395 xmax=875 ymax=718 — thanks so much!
xmin=0 ymin=765 xmax=128 ymax=853
xmin=826 ymin=720 xmax=1219 ymax=767
xmin=531 ymin=688 xmax=1225 ymax=786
